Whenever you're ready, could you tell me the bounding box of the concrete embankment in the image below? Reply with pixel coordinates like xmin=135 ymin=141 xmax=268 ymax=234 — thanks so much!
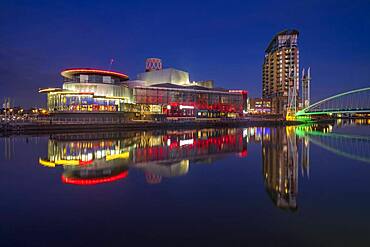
xmin=0 ymin=119 xmax=302 ymax=136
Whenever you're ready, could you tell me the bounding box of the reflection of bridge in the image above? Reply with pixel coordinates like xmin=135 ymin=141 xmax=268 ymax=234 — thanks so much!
xmin=296 ymin=129 xmax=370 ymax=163
xmin=296 ymin=87 xmax=370 ymax=117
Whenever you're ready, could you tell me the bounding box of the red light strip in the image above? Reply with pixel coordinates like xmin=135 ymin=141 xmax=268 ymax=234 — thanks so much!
xmin=61 ymin=171 xmax=128 ymax=185
xmin=239 ymin=149 xmax=248 ymax=158
xmin=61 ymin=68 xmax=129 ymax=79
xmin=79 ymin=160 xmax=93 ymax=166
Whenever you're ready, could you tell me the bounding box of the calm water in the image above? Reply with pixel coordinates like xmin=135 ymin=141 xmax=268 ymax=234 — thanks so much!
xmin=1 ymin=121 xmax=370 ymax=247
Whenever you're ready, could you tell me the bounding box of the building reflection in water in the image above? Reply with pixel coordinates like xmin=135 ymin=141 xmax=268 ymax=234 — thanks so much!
xmin=39 ymin=128 xmax=248 ymax=185
xmin=37 ymin=124 xmax=356 ymax=210
xmin=260 ymin=124 xmax=338 ymax=211
xmin=262 ymin=126 xmax=300 ymax=211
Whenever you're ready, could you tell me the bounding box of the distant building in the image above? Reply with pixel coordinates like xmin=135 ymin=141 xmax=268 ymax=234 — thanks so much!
xmin=248 ymin=98 xmax=272 ymax=114
xmin=262 ymin=29 xmax=300 ymax=115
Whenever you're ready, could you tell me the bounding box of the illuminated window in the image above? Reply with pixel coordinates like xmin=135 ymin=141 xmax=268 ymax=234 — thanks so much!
xmin=80 ymin=75 xmax=89 ymax=83
xmin=103 ymin=76 xmax=112 ymax=83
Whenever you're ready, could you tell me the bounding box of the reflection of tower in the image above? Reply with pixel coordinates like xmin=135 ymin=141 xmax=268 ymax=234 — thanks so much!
xmin=145 ymin=173 xmax=162 ymax=184
xmin=145 ymin=58 xmax=162 ymax=72
xmin=301 ymin=137 xmax=310 ymax=177
xmin=262 ymin=127 xmax=298 ymax=210
xmin=4 ymin=137 xmax=15 ymax=160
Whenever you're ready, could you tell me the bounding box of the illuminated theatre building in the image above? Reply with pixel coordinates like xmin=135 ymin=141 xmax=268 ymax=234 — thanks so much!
xmin=39 ymin=58 xmax=248 ymax=121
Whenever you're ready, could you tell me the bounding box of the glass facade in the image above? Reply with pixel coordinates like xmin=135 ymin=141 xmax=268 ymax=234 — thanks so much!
xmin=47 ymin=93 xmax=123 ymax=112
xmin=45 ymin=70 xmax=133 ymax=113
xmin=45 ymin=86 xmax=246 ymax=117
xmin=133 ymin=86 xmax=246 ymax=117
xmin=63 ymin=74 xmax=126 ymax=84
xmin=63 ymin=83 xmax=133 ymax=100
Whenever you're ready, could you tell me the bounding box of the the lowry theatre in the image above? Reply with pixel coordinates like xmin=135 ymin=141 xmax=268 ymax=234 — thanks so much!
xmin=39 ymin=58 xmax=247 ymax=121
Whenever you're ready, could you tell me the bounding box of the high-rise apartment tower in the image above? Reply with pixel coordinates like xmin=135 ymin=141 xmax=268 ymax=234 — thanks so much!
xmin=262 ymin=30 xmax=299 ymax=114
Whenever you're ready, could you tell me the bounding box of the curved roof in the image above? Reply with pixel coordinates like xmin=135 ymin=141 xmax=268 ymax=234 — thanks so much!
xmin=61 ymin=68 xmax=129 ymax=81
xmin=265 ymin=29 xmax=299 ymax=53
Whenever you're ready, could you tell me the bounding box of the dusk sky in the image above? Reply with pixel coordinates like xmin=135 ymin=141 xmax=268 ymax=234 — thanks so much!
xmin=1 ymin=0 xmax=369 ymax=107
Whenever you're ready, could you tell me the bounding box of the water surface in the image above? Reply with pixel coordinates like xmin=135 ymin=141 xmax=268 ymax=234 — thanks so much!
xmin=0 ymin=121 xmax=370 ymax=246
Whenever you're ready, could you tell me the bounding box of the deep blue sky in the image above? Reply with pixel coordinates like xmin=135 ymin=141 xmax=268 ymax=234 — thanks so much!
xmin=1 ymin=0 xmax=369 ymax=107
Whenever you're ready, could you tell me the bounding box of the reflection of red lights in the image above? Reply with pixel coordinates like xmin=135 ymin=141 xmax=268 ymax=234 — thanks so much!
xmin=78 ymin=92 xmax=94 ymax=95
xmin=62 ymin=171 xmax=128 ymax=185
xmin=169 ymin=141 xmax=179 ymax=149
xmin=79 ymin=160 xmax=93 ymax=166
xmin=239 ymin=149 xmax=248 ymax=158
xmin=145 ymin=173 xmax=162 ymax=184
xmin=133 ymin=132 xmax=246 ymax=163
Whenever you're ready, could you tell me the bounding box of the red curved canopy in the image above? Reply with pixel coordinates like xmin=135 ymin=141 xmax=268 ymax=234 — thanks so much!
xmin=61 ymin=68 xmax=129 ymax=80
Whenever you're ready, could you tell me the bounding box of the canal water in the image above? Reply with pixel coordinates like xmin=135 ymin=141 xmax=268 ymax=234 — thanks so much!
xmin=0 ymin=121 xmax=369 ymax=246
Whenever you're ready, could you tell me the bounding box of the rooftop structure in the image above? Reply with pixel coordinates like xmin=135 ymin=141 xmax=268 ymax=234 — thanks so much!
xmin=145 ymin=58 xmax=163 ymax=72
xmin=265 ymin=29 xmax=299 ymax=54
xmin=137 ymin=68 xmax=191 ymax=87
